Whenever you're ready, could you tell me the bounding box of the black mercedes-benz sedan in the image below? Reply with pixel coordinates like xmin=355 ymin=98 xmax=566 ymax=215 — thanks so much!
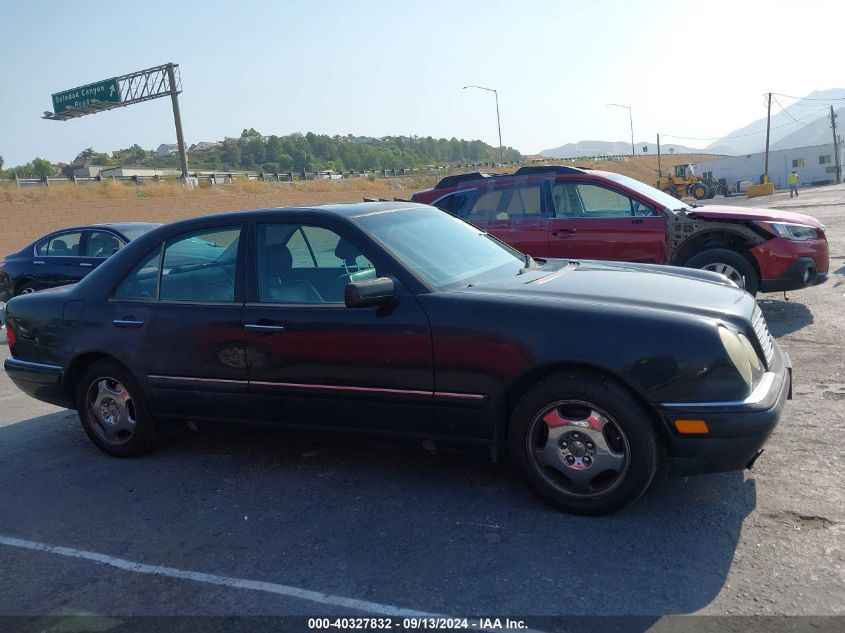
xmin=0 ymin=222 xmax=160 ymax=303
xmin=3 ymin=202 xmax=791 ymax=515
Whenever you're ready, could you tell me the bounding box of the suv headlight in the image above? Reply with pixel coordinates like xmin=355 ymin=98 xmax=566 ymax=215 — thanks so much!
xmin=755 ymin=221 xmax=819 ymax=241
xmin=718 ymin=325 xmax=763 ymax=387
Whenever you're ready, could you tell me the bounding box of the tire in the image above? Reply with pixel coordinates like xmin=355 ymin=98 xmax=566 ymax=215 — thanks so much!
xmin=75 ymin=359 xmax=161 ymax=457
xmin=691 ymin=183 xmax=708 ymax=200
xmin=508 ymin=371 xmax=658 ymax=516
xmin=16 ymin=282 xmax=38 ymax=296
xmin=661 ymin=186 xmax=678 ymax=198
xmin=685 ymin=248 xmax=759 ymax=296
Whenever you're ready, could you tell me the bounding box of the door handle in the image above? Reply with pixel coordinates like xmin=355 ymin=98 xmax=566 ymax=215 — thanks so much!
xmin=79 ymin=262 xmax=93 ymax=267
xmin=244 ymin=323 xmax=286 ymax=332
xmin=33 ymin=261 xmax=45 ymax=265
xmin=113 ymin=319 xmax=144 ymax=328
xmin=551 ymin=229 xmax=576 ymax=238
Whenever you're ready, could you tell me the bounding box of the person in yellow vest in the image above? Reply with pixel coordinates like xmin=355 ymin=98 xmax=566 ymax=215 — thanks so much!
xmin=788 ymin=169 xmax=799 ymax=198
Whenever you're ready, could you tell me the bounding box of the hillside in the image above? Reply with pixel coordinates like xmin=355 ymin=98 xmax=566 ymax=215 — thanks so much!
xmin=706 ymin=88 xmax=845 ymax=155
xmin=540 ymin=140 xmax=700 ymax=158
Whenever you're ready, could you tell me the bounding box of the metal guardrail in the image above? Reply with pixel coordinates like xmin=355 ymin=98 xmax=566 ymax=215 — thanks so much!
xmin=7 ymin=161 xmax=525 ymax=188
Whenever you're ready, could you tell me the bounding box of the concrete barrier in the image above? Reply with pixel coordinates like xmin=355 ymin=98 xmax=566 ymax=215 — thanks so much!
xmin=747 ymin=183 xmax=775 ymax=198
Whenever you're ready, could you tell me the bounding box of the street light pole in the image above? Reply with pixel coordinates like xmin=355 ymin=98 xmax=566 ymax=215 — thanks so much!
xmin=463 ymin=85 xmax=503 ymax=164
xmin=607 ymin=103 xmax=635 ymax=157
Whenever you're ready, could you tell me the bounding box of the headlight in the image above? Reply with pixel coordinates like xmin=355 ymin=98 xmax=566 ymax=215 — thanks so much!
xmin=718 ymin=325 xmax=763 ymax=386
xmin=755 ymin=221 xmax=819 ymax=241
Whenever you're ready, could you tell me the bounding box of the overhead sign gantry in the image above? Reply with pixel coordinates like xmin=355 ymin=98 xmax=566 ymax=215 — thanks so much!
xmin=43 ymin=63 xmax=189 ymax=178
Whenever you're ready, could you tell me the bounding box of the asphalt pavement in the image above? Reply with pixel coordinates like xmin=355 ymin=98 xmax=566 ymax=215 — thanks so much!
xmin=0 ymin=185 xmax=843 ymax=627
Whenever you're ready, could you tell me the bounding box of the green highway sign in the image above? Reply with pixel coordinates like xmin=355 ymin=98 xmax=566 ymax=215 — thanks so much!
xmin=52 ymin=78 xmax=121 ymax=114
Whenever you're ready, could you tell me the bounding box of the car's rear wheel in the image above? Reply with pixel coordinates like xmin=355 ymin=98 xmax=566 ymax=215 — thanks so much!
xmin=75 ymin=360 xmax=161 ymax=457
xmin=509 ymin=372 xmax=658 ymax=515
xmin=685 ymin=248 xmax=759 ymax=295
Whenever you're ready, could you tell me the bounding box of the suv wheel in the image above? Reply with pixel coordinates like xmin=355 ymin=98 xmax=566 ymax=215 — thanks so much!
xmin=509 ymin=371 xmax=658 ymax=515
xmin=685 ymin=248 xmax=759 ymax=295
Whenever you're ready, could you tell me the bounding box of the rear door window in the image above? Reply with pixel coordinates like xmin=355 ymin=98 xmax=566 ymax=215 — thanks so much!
xmin=84 ymin=231 xmax=125 ymax=258
xmin=113 ymin=226 xmax=241 ymax=302
xmin=36 ymin=232 xmax=83 ymax=257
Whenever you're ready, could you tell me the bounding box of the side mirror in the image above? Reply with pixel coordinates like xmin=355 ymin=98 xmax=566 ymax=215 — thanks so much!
xmin=344 ymin=277 xmax=395 ymax=308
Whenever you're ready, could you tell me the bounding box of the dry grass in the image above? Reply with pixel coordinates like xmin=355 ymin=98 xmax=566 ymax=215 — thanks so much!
xmin=0 ymin=154 xmax=718 ymax=204
xmin=0 ymin=176 xmax=398 ymax=204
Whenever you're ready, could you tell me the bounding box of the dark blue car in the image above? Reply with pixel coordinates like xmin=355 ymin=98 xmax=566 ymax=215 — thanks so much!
xmin=0 ymin=223 xmax=160 ymax=304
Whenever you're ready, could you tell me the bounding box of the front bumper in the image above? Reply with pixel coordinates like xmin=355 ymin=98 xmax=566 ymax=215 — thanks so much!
xmin=4 ymin=356 xmax=71 ymax=408
xmin=760 ymin=256 xmax=828 ymax=293
xmin=655 ymin=343 xmax=792 ymax=476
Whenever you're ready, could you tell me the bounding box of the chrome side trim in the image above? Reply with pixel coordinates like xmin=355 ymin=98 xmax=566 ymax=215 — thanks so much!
xmin=434 ymin=391 xmax=487 ymax=402
xmin=149 ymin=375 xmax=247 ymax=385
xmin=5 ymin=357 xmax=63 ymax=372
xmin=147 ymin=375 xmax=488 ymax=403
xmin=660 ymin=372 xmax=776 ymax=409
xmin=250 ymin=381 xmax=432 ymax=397
xmin=244 ymin=324 xmax=286 ymax=332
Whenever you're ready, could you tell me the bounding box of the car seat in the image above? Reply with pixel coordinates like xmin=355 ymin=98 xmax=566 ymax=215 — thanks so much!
xmin=262 ymin=244 xmax=323 ymax=303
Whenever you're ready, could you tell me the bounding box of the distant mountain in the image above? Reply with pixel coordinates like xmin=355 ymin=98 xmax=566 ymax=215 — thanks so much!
xmin=770 ymin=106 xmax=845 ymax=151
xmin=540 ymin=140 xmax=699 ymax=158
xmin=706 ymin=88 xmax=845 ymax=155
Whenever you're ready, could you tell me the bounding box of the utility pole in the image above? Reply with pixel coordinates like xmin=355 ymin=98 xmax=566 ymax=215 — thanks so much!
xmin=831 ymin=105 xmax=841 ymax=185
xmin=763 ymin=92 xmax=771 ymax=184
xmin=657 ymin=133 xmax=662 ymax=177
xmin=166 ymin=62 xmax=189 ymax=179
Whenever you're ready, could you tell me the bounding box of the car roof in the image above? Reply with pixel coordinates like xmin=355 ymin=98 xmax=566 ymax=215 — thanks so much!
xmin=38 ymin=222 xmax=161 ymax=235
xmin=159 ymin=201 xmax=431 ymax=226
xmin=431 ymin=165 xmax=590 ymax=190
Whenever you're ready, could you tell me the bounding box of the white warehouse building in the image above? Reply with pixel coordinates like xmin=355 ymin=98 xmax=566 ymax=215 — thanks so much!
xmin=694 ymin=143 xmax=844 ymax=190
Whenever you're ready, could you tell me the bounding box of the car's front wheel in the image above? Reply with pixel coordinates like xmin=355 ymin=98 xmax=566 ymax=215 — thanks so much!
xmin=75 ymin=360 xmax=161 ymax=457
xmin=509 ymin=371 xmax=658 ymax=515
xmin=685 ymin=248 xmax=759 ymax=295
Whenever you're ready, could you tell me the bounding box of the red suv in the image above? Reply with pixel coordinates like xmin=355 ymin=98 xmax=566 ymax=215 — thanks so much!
xmin=412 ymin=166 xmax=829 ymax=295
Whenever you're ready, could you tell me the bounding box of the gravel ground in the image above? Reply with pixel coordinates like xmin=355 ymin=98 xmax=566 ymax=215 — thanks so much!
xmin=0 ymin=185 xmax=842 ymax=626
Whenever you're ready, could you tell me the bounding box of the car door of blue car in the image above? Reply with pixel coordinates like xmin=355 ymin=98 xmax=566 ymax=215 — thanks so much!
xmin=81 ymin=230 xmax=126 ymax=274
xmin=32 ymin=230 xmax=86 ymax=289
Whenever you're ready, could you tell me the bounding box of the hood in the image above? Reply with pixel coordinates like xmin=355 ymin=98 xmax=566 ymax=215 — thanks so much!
xmin=687 ymin=205 xmax=824 ymax=228
xmin=459 ymin=260 xmax=755 ymax=321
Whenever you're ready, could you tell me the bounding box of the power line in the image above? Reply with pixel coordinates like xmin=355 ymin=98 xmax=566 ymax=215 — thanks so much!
xmin=662 ymin=104 xmax=828 ymax=143
xmin=771 ymin=96 xmax=828 ymax=126
xmin=771 ymin=92 xmax=845 ymax=101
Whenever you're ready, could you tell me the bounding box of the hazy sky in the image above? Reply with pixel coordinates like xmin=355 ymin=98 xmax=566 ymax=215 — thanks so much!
xmin=1 ymin=0 xmax=842 ymax=166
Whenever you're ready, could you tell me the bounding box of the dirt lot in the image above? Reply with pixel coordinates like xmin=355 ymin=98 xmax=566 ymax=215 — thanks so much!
xmin=0 ymin=185 xmax=842 ymax=627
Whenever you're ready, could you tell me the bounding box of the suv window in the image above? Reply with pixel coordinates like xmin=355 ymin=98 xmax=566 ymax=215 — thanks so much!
xmin=433 ymin=191 xmax=472 ymax=218
xmin=257 ymin=224 xmax=376 ymax=304
xmin=35 ymin=232 xmax=83 ymax=257
xmin=465 ymin=185 xmax=542 ymax=224
xmin=552 ymin=182 xmax=656 ymax=218
xmin=85 ymin=231 xmax=125 ymax=258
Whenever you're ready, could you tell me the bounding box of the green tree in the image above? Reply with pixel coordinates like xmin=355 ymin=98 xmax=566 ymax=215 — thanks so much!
xmin=0 ymin=155 xmax=4 ymax=171
xmin=221 ymin=139 xmax=241 ymax=168
xmin=31 ymin=157 xmax=54 ymax=178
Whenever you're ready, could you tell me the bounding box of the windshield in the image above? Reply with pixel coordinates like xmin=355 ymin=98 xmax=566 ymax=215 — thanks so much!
xmin=601 ymin=172 xmax=691 ymax=211
xmin=353 ymin=207 xmax=525 ymax=289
